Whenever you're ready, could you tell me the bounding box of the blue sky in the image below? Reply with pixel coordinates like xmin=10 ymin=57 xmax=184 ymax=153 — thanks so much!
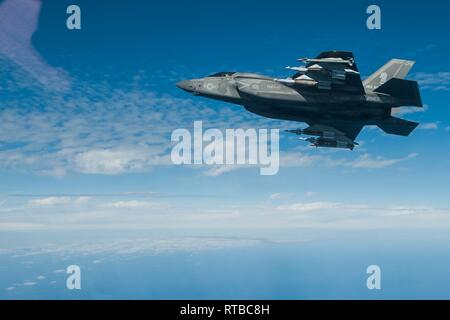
xmin=1 ymin=0 xmax=450 ymax=299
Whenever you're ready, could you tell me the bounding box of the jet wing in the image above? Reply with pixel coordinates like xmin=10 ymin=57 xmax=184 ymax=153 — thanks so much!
xmin=319 ymin=122 xmax=364 ymax=141
xmin=294 ymin=121 xmax=365 ymax=150
xmin=286 ymin=51 xmax=365 ymax=94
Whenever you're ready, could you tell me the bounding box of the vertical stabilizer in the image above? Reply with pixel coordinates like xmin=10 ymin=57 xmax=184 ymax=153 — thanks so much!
xmin=364 ymin=59 xmax=415 ymax=91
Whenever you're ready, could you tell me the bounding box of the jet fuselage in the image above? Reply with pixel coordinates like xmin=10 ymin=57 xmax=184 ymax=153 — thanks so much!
xmin=177 ymin=72 xmax=393 ymax=125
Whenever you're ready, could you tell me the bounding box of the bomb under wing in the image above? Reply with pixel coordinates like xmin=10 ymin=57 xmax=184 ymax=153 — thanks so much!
xmin=176 ymin=51 xmax=423 ymax=150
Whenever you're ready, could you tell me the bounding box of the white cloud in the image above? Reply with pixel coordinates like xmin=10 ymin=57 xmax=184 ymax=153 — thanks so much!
xmin=269 ymin=193 xmax=283 ymax=200
xmin=29 ymin=197 xmax=72 ymax=206
xmin=7 ymin=237 xmax=262 ymax=258
xmin=53 ymin=269 xmax=65 ymax=274
xmin=23 ymin=281 xmax=37 ymax=286
xmin=203 ymin=164 xmax=246 ymax=176
xmin=418 ymin=122 xmax=439 ymax=130
xmin=1 ymin=192 xmax=450 ymax=230
xmin=304 ymin=191 xmax=318 ymax=198
xmin=102 ymin=200 xmax=163 ymax=209
xmin=348 ymin=153 xmax=418 ymax=169
xmin=0 ymin=222 xmax=45 ymax=230
xmin=36 ymin=275 xmax=45 ymax=280
xmin=39 ymin=167 xmax=67 ymax=177
xmin=393 ymin=104 xmax=428 ymax=116
xmin=277 ymin=201 xmax=369 ymax=213
xmin=413 ymin=71 xmax=450 ymax=91
xmin=29 ymin=196 xmax=90 ymax=207
xmin=280 ymin=151 xmax=322 ymax=167
xmin=278 ymin=201 xmax=341 ymax=212
xmin=72 ymin=148 xmax=153 ymax=175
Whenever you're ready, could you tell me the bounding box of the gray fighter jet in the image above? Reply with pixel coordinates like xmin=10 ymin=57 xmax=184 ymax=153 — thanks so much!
xmin=177 ymin=51 xmax=423 ymax=150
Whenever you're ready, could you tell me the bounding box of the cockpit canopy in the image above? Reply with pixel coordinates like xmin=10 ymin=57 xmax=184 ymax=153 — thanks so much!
xmin=207 ymin=72 xmax=236 ymax=78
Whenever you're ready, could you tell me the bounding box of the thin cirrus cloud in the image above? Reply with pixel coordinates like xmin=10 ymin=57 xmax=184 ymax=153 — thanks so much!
xmin=281 ymin=151 xmax=417 ymax=170
xmin=191 ymin=150 xmax=419 ymax=177
xmin=412 ymin=71 xmax=450 ymax=91
xmin=0 ymin=0 xmax=70 ymax=91
xmin=348 ymin=153 xmax=418 ymax=169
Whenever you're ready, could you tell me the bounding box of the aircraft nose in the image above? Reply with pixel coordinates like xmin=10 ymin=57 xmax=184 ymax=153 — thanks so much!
xmin=176 ymin=80 xmax=195 ymax=92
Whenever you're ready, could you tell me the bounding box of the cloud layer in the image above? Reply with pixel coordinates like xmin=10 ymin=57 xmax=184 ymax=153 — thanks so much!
xmin=1 ymin=193 xmax=450 ymax=231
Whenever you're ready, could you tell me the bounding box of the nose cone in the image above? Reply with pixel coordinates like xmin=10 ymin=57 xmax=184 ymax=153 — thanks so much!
xmin=176 ymin=80 xmax=195 ymax=92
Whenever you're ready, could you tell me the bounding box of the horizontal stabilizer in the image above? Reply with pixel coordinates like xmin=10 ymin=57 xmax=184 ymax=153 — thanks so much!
xmin=374 ymin=78 xmax=423 ymax=107
xmin=377 ymin=116 xmax=419 ymax=136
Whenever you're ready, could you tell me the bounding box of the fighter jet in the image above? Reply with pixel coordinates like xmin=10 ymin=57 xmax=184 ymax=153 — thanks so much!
xmin=176 ymin=51 xmax=423 ymax=150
